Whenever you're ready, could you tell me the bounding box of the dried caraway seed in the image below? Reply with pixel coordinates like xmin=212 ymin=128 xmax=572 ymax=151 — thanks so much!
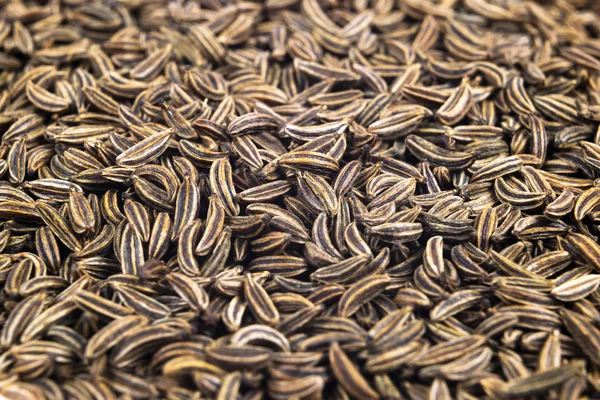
xmin=0 ymin=1 xmax=599 ymax=398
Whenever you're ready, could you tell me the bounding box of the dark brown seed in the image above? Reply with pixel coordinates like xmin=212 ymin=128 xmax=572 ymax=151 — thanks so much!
xmin=245 ymin=273 xmax=280 ymax=326
xmin=338 ymin=275 xmax=391 ymax=318
xmin=330 ymin=342 xmax=379 ymax=400
xmin=0 ymin=2 xmax=598 ymax=398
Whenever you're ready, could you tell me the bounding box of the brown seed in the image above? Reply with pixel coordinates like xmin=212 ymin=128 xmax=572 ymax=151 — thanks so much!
xmin=330 ymin=342 xmax=379 ymax=400
xmin=338 ymin=274 xmax=391 ymax=317
xmin=437 ymin=77 xmax=473 ymax=125
xmin=0 ymin=1 xmax=598 ymax=397
xmin=116 ymin=129 xmax=173 ymax=167
xmin=210 ymin=158 xmax=239 ymax=216
xmin=245 ymin=273 xmax=280 ymax=326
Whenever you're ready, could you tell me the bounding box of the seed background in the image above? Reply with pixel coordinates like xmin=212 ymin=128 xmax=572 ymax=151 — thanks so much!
xmin=0 ymin=0 xmax=600 ymax=398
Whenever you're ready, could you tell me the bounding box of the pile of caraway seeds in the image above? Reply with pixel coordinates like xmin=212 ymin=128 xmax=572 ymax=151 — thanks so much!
xmin=2 ymin=0 xmax=600 ymax=399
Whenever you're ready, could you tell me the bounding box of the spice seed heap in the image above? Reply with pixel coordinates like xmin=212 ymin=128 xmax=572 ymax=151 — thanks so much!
xmin=2 ymin=0 xmax=600 ymax=398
